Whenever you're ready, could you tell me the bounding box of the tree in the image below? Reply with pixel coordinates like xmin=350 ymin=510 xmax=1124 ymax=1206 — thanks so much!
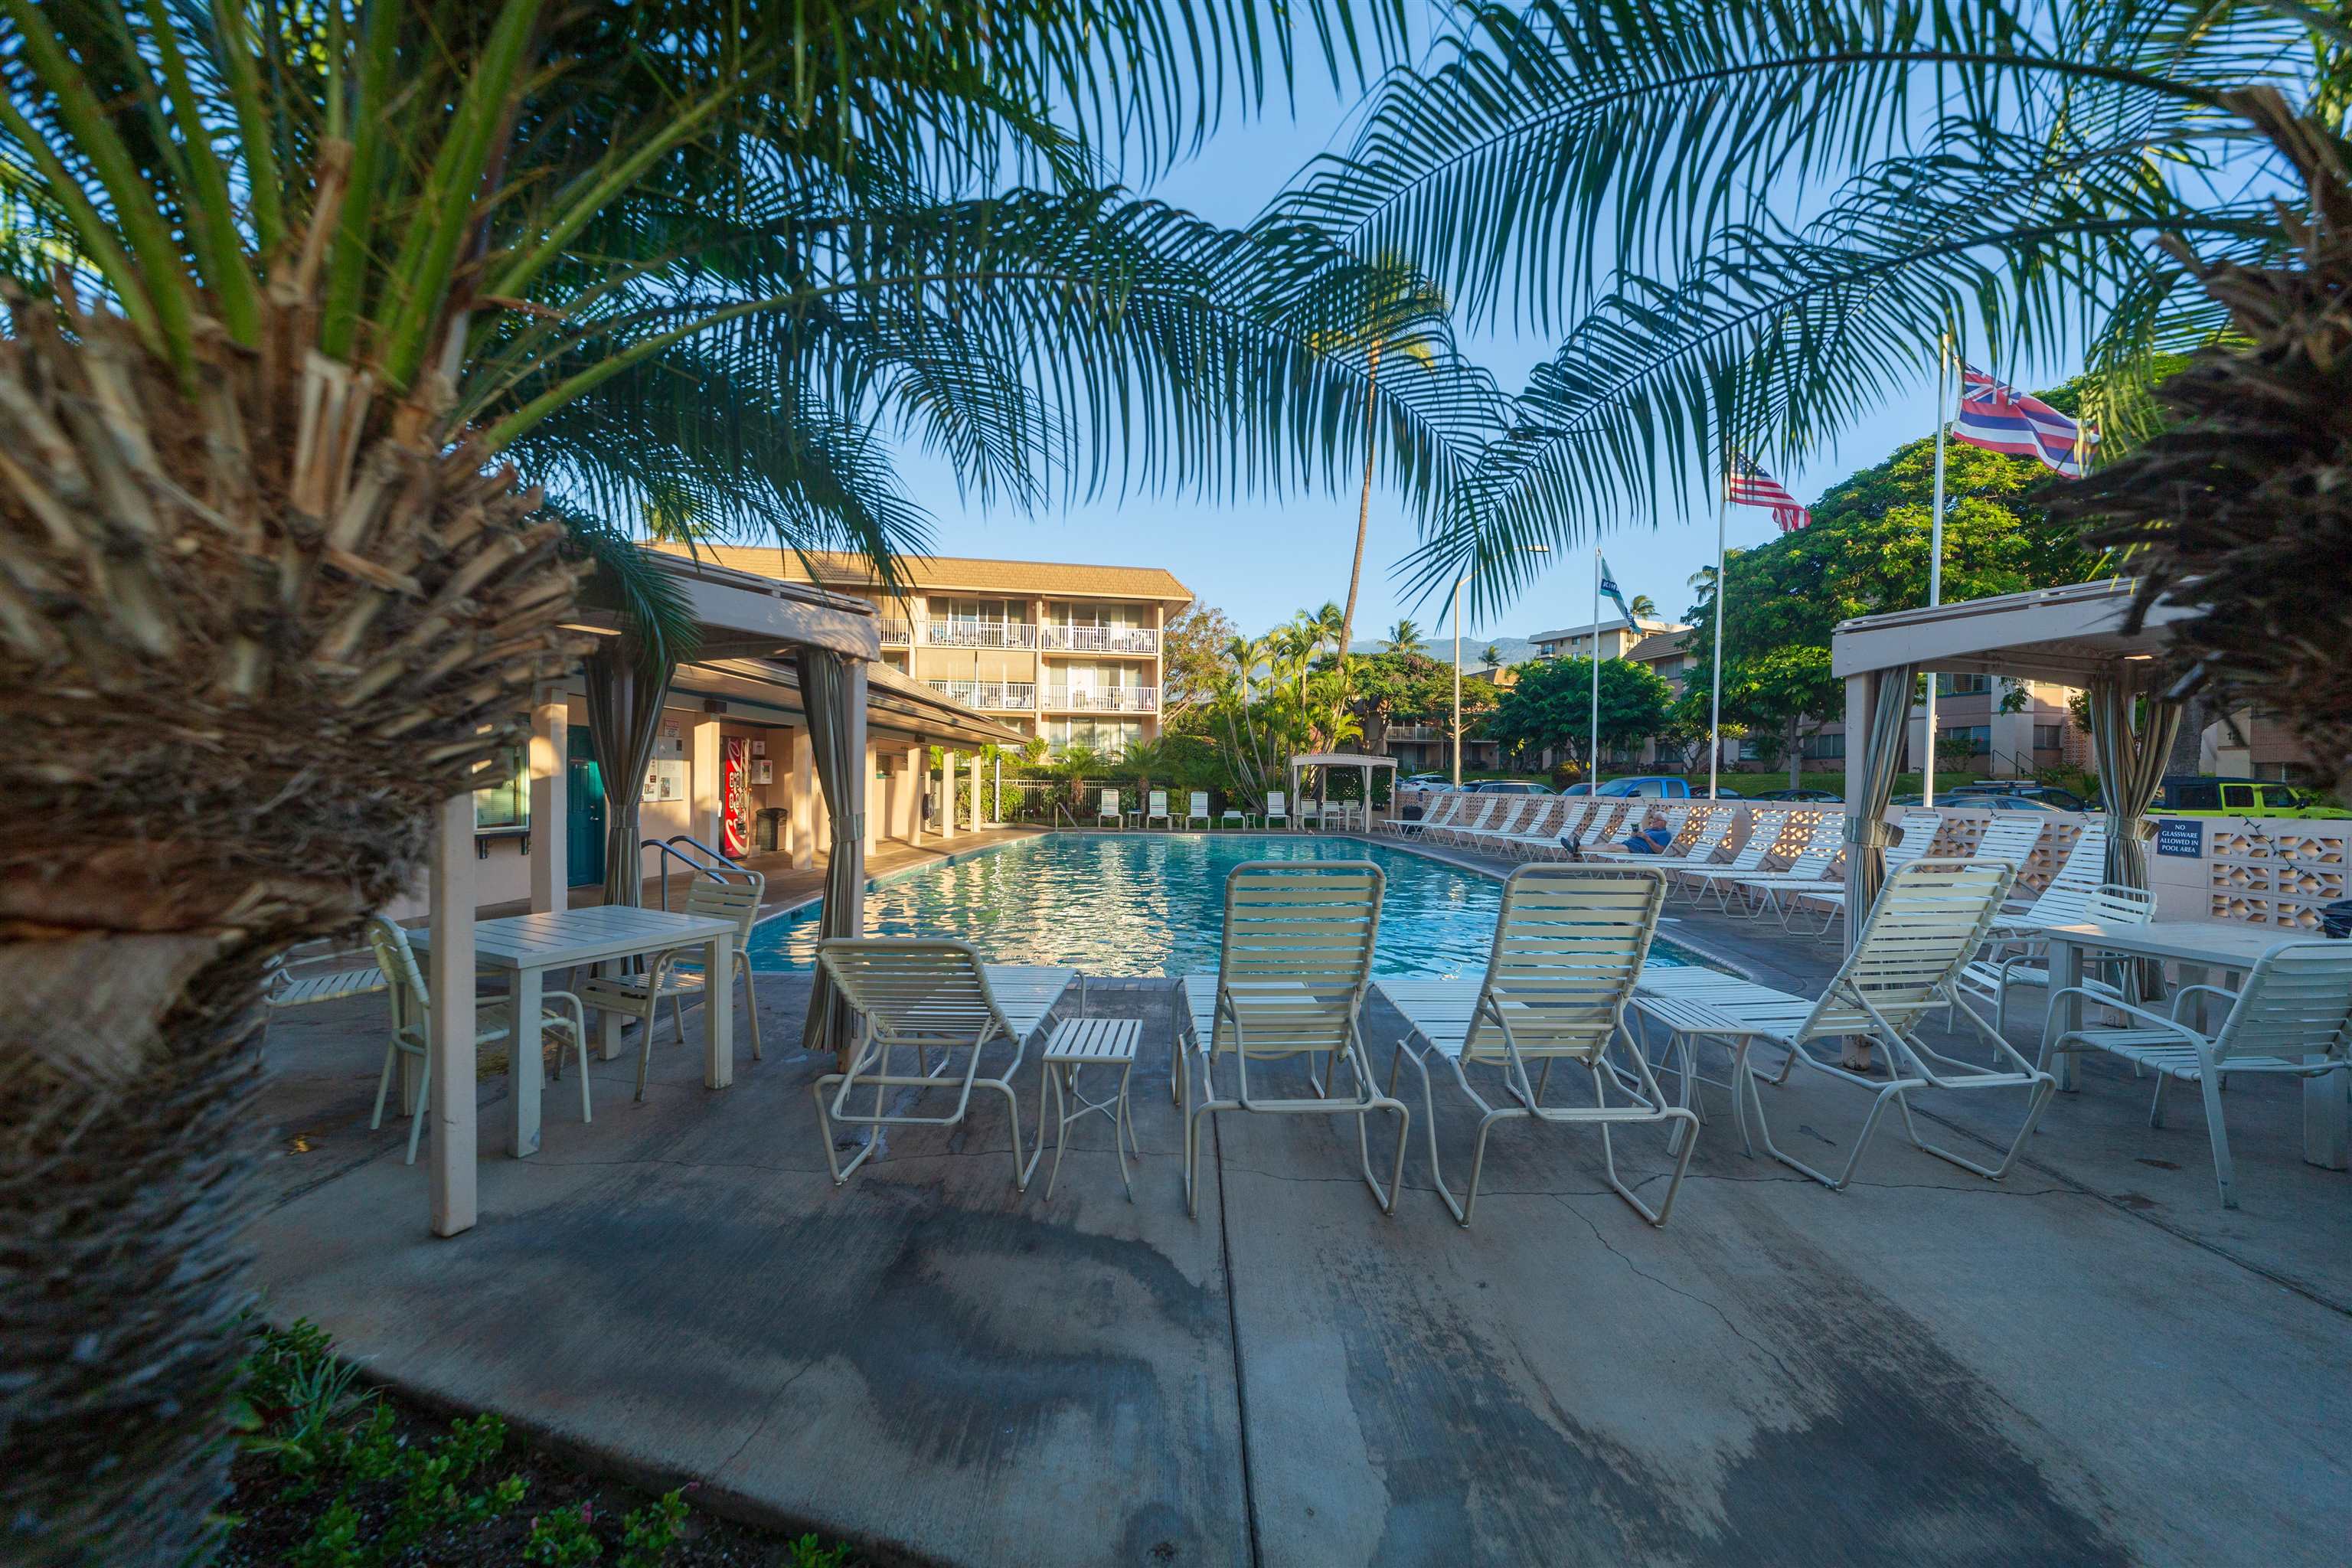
xmin=1480 ymin=643 xmax=1504 ymax=671
xmin=0 ymin=2 xmax=1473 ymax=1555
xmin=1282 ymin=0 xmax=2352 ymax=754
xmin=1627 ymin=593 xmax=1658 ymax=619
xmin=1485 ymin=657 xmax=1673 ymax=769
xmin=1161 ymin=602 xmax=1240 ymax=722
xmin=1383 ymin=618 xmax=1423 ymax=653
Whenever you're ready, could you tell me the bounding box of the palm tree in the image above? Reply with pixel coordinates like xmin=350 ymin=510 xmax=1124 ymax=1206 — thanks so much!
xmin=1480 ymin=643 xmax=1505 ymax=671
xmin=1627 ymin=593 xmax=1657 ymax=620
xmin=0 ymin=2 xmax=1485 ymax=1553
xmin=1283 ymin=0 xmax=2352 ymax=774
xmin=1383 ymin=617 xmax=1423 ymax=654
xmin=1311 ymin=600 xmax=1348 ymax=660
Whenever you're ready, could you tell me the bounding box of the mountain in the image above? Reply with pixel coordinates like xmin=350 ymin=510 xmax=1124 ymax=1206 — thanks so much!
xmin=1348 ymin=635 xmax=1540 ymax=670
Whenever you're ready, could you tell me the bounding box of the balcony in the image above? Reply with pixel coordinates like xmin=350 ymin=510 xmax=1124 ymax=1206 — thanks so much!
xmin=1040 ymin=623 xmax=1158 ymax=655
xmin=927 ymin=679 xmax=1037 ymax=711
xmin=923 ymin=619 xmax=1037 ymax=650
xmin=877 ymin=619 xmax=913 ymax=645
xmin=1041 ymin=685 xmax=1158 ymax=713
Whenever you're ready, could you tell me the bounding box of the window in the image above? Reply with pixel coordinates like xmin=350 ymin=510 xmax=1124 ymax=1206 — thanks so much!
xmin=2034 ymin=724 xmax=2063 ymax=750
xmin=1047 ymin=718 xmax=1142 ymax=756
xmin=1938 ymin=724 xmax=1991 ymax=755
xmin=1936 ymin=673 xmax=1991 ymax=696
xmin=472 ymin=743 xmax=530 ymax=831
xmin=1800 ymin=731 xmax=1846 ymax=760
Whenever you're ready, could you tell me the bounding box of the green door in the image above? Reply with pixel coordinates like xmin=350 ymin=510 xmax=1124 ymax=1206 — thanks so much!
xmin=567 ymin=727 xmax=606 ymax=887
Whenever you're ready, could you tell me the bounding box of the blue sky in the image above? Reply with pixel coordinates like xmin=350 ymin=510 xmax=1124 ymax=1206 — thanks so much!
xmin=881 ymin=41 xmax=2087 ymax=648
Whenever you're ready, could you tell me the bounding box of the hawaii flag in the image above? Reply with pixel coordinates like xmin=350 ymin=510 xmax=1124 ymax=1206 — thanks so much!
xmin=1955 ymin=364 xmax=2094 ymax=477
xmin=1726 ymin=449 xmax=1811 ymax=532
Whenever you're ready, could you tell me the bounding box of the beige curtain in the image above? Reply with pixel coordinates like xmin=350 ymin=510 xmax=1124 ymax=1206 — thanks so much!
xmin=583 ymin=632 xmax=677 ymax=910
xmin=2089 ymin=671 xmax=2183 ymax=893
xmin=1845 ymin=662 xmax=1918 ymax=950
xmin=798 ymin=648 xmax=866 ymax=1058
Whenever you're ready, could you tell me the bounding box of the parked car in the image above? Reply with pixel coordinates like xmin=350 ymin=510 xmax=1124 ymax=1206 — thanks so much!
xmin=1947 ymin=782 xmax=2094 ymax=812
xmin=1892 ymin=791 xmax=2065 ymax=812
xmin=1749 ymin=787 xmax=1843 ymax=802
xmin=2152 ymin=775 xmax=2350 ymax=818
xmin=1399 ymin=773 xmax=1451 ymax=789
xmin=1467 ymin=779 xmax=1553 ymax=795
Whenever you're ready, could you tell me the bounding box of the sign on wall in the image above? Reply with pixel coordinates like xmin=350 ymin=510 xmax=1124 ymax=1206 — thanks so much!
xmin=2154 ymin=818 xmax=2203 ymax=858
xmin=642 ymin=759 xmax=688 ymax=803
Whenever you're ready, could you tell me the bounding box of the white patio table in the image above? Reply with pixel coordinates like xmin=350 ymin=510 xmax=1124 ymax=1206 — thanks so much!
xmin=413 ymin=905 xmax=741 ymax=1158
xmin=2042 ymin=920 xmax=2347 ymax=1169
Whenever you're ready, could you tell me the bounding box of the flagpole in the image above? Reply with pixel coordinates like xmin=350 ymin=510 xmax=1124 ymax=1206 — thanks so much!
xmin=1707 ymin=452 xmax=1727 ymax=802
xmin=1589 ymin=545 xmax=1602 ymax=789
xmin=1922 ymin=334 xmax=1950 ymax=808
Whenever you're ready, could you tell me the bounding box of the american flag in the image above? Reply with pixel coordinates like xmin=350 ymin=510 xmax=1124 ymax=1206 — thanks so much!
xmin=1725 ymin=449 xmax=1811 ymax=532
xmin=1953 ymin=364 xmax=2094 ymax=477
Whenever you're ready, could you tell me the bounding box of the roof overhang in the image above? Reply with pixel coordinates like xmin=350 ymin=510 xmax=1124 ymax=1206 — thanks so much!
xmin=647 ymin=551 xmax=880 ymax=660
xmin=1292 ymin=752 xmax=1400 ymax=769
xmin=1830 ymin=579 xmax=2201 ymax=685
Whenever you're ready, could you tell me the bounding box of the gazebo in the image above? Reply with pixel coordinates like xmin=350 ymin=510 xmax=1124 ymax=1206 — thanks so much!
xmin=1287 ymin=752 xmax=1400 ymax=830
xmin=1830 ymin=578 xmax=2200 ymax=944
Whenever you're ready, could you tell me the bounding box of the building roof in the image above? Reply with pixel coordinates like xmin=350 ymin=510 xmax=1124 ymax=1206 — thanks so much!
xmin=1529 ymin=614 xmax=1688 ymax=644
xmin=1623 ymin=629 xmax=1693 ymax=663
xmin=648 ymin=542 xmax=1193 ymax=603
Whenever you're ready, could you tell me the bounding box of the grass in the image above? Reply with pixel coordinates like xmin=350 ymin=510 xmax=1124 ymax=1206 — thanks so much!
xmin=224 ymin=1315 xmax=900 ymax=1568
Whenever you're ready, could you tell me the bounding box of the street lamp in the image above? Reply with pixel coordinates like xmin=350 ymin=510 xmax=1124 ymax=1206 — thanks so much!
xmin=1451 ymin=547 xmax=1548 ymax=788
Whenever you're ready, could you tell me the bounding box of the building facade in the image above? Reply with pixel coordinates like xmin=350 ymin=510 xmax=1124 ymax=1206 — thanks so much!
xmin=651 ymin=546 xmax=1192 ymax=755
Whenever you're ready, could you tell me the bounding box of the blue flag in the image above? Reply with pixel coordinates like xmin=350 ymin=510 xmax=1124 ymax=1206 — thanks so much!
xmin=1598 ymin=557 xmax=1634 ymax=622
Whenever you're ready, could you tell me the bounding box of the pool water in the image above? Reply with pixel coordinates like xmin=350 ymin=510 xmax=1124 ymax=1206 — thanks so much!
xmin=747 ymin=833 xmax=1696 ymax=979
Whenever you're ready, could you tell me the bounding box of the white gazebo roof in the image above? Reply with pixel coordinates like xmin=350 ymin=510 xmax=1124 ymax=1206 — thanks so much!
xmin=1831 ymin=579 xmax=2200 ymax=686
xmin=1290 ymin=752 xmax=1400 ymax=769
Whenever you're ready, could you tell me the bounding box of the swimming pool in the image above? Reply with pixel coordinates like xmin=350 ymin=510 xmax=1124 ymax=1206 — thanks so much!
xmin=747 ymin=833 xmax=1697 ymax=979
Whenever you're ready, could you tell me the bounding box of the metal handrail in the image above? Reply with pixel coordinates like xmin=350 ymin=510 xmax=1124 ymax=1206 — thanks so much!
xmin=642 ymin=835 xmax=757 ymax=913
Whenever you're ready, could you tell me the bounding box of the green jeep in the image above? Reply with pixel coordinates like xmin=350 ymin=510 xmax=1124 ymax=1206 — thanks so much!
xmin=2151 ymin=776 xmax=2351 ymax=819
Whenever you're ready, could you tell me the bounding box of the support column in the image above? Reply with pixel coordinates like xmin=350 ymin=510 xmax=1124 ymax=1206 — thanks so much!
xmin=844 ymin=662 xmax=870 ymax=935
xmin=938 ymin=750 xmax=958 ymax=840
xmin=1841 ymin=672 xmax=1870 ymax=953
xmin=969 ymin=751 xmax=985 ymax=832
xmin=427 ymin=795 xmax=478 ymax=1237
xmin=691 ymin=714 xmax=724 ymax=851
xmin=905 ymin=743 xmax=926 ymax=846
xmin=862 ymin=743 xmax=880 ymax=858
xmin=528 ymin=694 xmax=567 ymax=912
xmin=790 ymin=729 xmax=817 ymax=871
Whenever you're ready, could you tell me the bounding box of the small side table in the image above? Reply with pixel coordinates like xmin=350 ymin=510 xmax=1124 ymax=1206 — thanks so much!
xmin=1040 ymin=1017 xmax=1143 ymax=1200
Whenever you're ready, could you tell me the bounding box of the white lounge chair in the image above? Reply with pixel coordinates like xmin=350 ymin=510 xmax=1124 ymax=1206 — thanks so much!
xmin=1097 ymin=787 xmax=1122 ymax=828
xmin=259 ymin=941 xmax=387 ymax=1056
xmin=1583 ymin=803 xmax=1707 ymax=861
xmin=1177 ymin=861 xmax=1411 ymax=1215
xmin=2039 ymin=940 xmax=2352 ymax=1207
xmin=364 ymin=916 xmax=590 ymax=1165
xmin=1455 ymin=796 xmax=1542 ymax=854
xmin=1632 ymin=860 xmax=2053 ymax=1190
xmin=1377 ymin=865 xmax=1698 ymax=1227
xmin=1684 ymin=813 xmax=1844 ymax=909
xmin=1957 ymin=882 xmax=2154 ymax=1033
xmin=1494 ymin=798 xmax=1572 ymax=860
xmin=1389 ymin=792 xmax=1463 ymax=838
xmin=1263 ymin=791 xmax=1290 ymax=829
xmin=1991 ymin=823 xmax=2110 ymax=934
xmin=1776 ymin=812 xmax=2046 ymax=937
xmin=1186 ymin=791 xmax=1213 ymax=829
xmin=1429 ymin=795 xmax=1499 ymax=847
xmin=1603 ymin=812 xmax=1733 ymax=875
xmin=1145 ymin=789 xmax=1172 ymax=828
xmin=811 ymin=939 xmax=1077 ymax=1187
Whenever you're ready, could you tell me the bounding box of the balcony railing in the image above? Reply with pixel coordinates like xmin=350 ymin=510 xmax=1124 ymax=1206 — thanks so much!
xmin=1040 ymin=624 xmax=1158 ymax=654
xmin=877 ymin=619 xmax=913 ymax=645
xmin=927 ymin=679 xmax=1037 ymax=711
xmin=923 ymin=619 xmax=1037 ymax=650
xmin=1041 ymin=685 xmax=1158 ymax=713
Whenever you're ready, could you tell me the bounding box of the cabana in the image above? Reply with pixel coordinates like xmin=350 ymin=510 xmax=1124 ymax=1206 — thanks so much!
xmin=416 ymin=551 xmax=1015 ymax=1237
xmin=1287 ymin=752 xmax=1400 ymax=831
xmin=1831 ymin=579 xmax=2200 ymax=947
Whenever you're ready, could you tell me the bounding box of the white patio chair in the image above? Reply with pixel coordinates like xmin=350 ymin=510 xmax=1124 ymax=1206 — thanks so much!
xmin=1145 ymin=789 xmax=1172 ymax=828
xmin=580 ymin=874 xmax=767 ymax=1099
xmin=1390 ymin=792 xmax=1462 ymax=838
xmin=1454 ymin=795 xmax=1541 ymax=854
xmin=364 ymin=916 xmax=590 ymax=1165
xmin=1633 ymin=861 xmax=2053 ymax=1191
xmin=1429 ymin=795 xmax=1500 ymax=848
xmin=1220 ymin=801 xmax=1252 ymax=829
xmin=1263 ymin=791 xmax=1290 ymax=829
xmin=1957 ymin=882 xmax=2154 ymax=1034
xmin=258 ymin=942 xmax=387 ymax=1056
xmin=2038 ymin=940 xmax=2352 ymax=1207
xmin=1513 ymin=800 xmax=1594 ymax=861
xmin=1683 ymin=813 xmax=1842 ymax=909
xmin=812 ymin=939 xmax=1077 ymax=1188
xmin=1378 ymin=865 xmax=1698 ymax=1227
xmin=1586 ymin=805 xmax=1722 ymax=863
xmin=1186 ymin=791 xmax=1214 ymax=829
xmin=1778 ymin=812 xmax=2044 ymax=938
xmin=1494 ymin=798 xmax=1571 ymax=860
xmin=1991 ymin=824 xmax=2111 ymax=935
xmin=1097 ymin=787 xmax=1122 ymax=828
xmin=1176 ymin=861 xmax=1411 ymax=1216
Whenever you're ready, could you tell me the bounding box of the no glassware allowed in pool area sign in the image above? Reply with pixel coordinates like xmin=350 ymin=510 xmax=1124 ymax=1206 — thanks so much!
xmin=2156 ymin=819 xmax=2203 ymax=858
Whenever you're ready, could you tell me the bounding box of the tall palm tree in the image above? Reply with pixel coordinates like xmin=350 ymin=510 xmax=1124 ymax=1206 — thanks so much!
xmin=1383 ymin=616 xmax=1424 ymax=653
xmin=1311 ymin=600 xmax=1348 ymax=660
xmin=0 ymin=2 xmax=1488 ymax=1557
xmin=1481 ymin=643 xmax=1504 ymax=671
xmin=1627 ymin=593 xmax=1657 ymax=619
xmin=1280 ymin=0 xmax=2352 ymax=776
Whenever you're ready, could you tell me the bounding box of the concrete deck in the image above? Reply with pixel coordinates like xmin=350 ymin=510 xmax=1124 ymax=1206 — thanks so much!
xmin=246 ymin=841 xmax=2352 ymax=1567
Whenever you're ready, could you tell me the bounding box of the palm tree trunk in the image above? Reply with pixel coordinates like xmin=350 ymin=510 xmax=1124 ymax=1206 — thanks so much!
xmin=1337 ymin=341 xmax=1383 ymax=663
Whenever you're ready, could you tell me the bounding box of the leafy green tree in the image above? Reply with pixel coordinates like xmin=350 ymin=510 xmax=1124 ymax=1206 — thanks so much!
xmin=1485 ymin=657 xmax=1673 ymax=770
xmin=1161 ymin=602 xmax=1240 ymax=723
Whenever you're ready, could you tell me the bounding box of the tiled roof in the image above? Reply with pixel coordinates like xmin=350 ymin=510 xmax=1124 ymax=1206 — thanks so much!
xmin=1625 ymin=630 xmax=1694 ymax=663
xmin=648 ymin=543 xmax=1192 ymax=602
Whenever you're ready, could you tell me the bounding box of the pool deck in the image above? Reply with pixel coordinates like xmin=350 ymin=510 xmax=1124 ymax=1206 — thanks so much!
xmin=246 ymin=831 xmax=2352 ymax=1567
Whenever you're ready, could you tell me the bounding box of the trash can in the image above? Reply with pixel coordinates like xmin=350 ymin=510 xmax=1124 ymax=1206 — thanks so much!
xmin=755 ymin=807 xmax=787 ymax=853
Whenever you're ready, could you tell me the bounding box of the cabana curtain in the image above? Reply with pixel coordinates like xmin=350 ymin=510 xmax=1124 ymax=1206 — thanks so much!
xmin=2088 ymin=673 xmax=2182 ymax=893
xmin=799 ymin=647 xmax=866 ymax=1059
xmin=1845 ymin=662 xmax=1917 ymax=950
xmin=583 ymin=632 xmax=678 ymax=910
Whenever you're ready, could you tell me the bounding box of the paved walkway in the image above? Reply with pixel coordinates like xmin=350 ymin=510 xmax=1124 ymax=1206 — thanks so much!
xmin=246 ymin=850 xmax=2352 ymax=1567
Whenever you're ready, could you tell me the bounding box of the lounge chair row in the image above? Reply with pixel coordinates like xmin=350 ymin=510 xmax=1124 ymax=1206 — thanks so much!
xmin=1089 ymin=789 xmax=1364 ymax=831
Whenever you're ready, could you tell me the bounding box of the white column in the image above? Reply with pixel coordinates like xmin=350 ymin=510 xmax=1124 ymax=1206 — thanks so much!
xmin=843 ymin=662 xmax=870 ymax=935
xmin=427 ymin=794 xmax=478 ymax=1238
xmin=904 ymin=743 xmax=926 ymax=845
xmin=969 ymin=751 xmax=985 ymax=832
xmin=938 ymin=750 xmax=958 ymax=839
xmin=1842 ymin=672 xmax=1871 ymax=954
xmin=691 ymin=715 xmax=724 ymax=851
xmin=789 ymin=729 xmax=817 ymax=871
xmin=862 ymin=743 xmax=880 ymax=858
xmin=528 ymin=695 xmax=567 ymax=913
